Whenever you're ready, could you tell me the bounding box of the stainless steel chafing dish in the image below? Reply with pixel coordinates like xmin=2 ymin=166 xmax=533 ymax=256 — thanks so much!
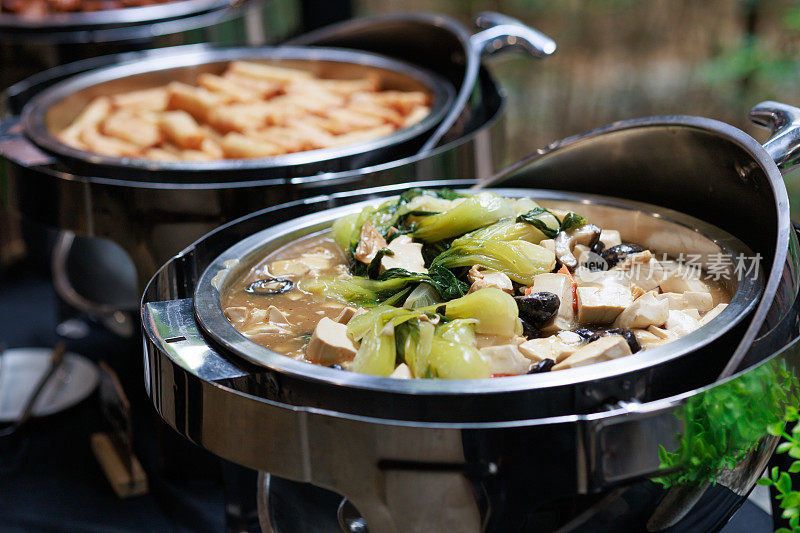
xmin=20 ymin=46 xmax=455 ymax=181
xmin=0 ymin=0 xmax=288 ymax=91
xmin=141 ymin=101 xmax=800 ymax=532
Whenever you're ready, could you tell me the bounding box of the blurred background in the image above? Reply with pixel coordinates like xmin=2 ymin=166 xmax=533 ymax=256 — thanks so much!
xmin=358 ymin=0 xmax=800 ymax=214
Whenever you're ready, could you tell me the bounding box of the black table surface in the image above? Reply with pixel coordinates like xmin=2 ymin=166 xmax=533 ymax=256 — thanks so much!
xmin=0 ymin=265 xmax=772 ymax=532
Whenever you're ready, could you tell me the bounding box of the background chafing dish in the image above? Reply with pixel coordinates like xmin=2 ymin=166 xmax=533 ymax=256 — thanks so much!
xmin=141 ymin=101 xmax=800 ymax=532
xmin=0 ymin=11 xmax=552 ymax=333
xmin=0 ymin=0 xmax=296 ymax=93
xmin=20 ymin=46 xmax=455 ymax=181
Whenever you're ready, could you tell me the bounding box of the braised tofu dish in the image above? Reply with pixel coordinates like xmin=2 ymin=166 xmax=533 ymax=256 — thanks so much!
xmin=221 ymin=189 xmax=731 ymax=379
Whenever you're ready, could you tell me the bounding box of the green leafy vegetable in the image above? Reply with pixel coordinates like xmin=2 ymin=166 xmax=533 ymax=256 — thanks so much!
xmin=440 ymin=287 xmax=520 ymax=337
xmin=431 ymin=238 xmax=556 ymax=285
xmin=404 ymin=282 xmax=443 ymax=309
xmin=400 ymin=188 xmax=465 ymax=204
xmin=412 ymin=192 xmax=515 ymax=242
xmin=427 ymin=265 xmax=469 ymax=300
xmin=516 ymin=207 xmax=588 ymax=237
xmin=461 ymin=219 xmax=551 ymax=244
xmin=366 ymin=248 xmax=393 ymax=279
xmin=561 ymin=212 xmax=588 ymax=231
xmin=516 ymin=207 xmax=561 ymax=238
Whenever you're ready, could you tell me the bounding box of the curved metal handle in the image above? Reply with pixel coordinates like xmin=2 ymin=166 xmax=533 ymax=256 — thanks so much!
xmin=418 ymin=12 xmax=555 ymax=154
xmin=750 ymin=101 xmax=800 ymax=172
xmin=51 ymin=232 xmax=135 ymax=337
xmin=471 ymin=11 xmax=556 ymax=58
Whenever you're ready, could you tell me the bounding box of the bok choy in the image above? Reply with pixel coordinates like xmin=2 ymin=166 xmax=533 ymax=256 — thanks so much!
xmin=431 ymin=239 xmax=556 ymax=285
xmin=411 ymin=192 xmax=515 ymax=242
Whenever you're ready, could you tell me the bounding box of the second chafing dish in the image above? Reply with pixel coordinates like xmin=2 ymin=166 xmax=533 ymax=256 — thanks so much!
xmin=19 ymin=46 xmax=455 ymax=181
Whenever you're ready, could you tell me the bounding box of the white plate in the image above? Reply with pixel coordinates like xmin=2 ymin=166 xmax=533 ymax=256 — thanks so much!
xmin=0 ymin=347 xmax=100 ymax=422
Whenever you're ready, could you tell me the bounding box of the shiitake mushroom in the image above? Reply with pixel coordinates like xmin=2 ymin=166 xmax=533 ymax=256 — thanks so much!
xmin=528 ymin=359 xmax=555 ymax=373
xmin=514 ymin=291 xmax=560 ymax=329
xmin=244 ymin=278 xmax=294 ymax=295
xmin=600 ymin=243 xmax=644 ymax=269
xmin=573 ymin=327 xmax=641 ymax=353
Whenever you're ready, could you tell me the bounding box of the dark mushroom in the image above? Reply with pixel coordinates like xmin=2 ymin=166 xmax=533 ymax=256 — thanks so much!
xmin=528 ymin=359 xmax=555 ymax=373
xmin=572 ymin=327 xmax=597 ymax=340
xmin=600 ymin=243 xmax=644 ymax=269
xmin=514 ymin=291 xmax=560 ymax=328
xmin=519 ymin=317 xmax=540 ymax=339
xmin=244 ymin=278 xmax=294 ymax=295
xmin=586 ymin=328 xmax=641 ymax=353
xmin=554 ymin=224 xmax=602 ymax=270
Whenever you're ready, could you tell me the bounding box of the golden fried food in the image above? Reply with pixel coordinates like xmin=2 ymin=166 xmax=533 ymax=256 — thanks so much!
xmin=56 ymin=61 xmax=432 ymax=161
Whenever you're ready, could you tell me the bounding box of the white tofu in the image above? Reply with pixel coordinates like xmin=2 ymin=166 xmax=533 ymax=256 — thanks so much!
xmin=614 ymin=290 xmax=669 ymax=329
xmin=664 ymin=309 xmax=700 ymax=336
xmin=539 ymin=239 xmax=556 ymax=253
xmin=599 ymin=229 xmax=622 ymax=248
xmin=663 ymin=291 xmax=714 ymax=313
xmin=267 ymin=305 xmax=290 ymax=325
xmin=531 ymin=273 xmax=574 ymax=333
xmin=334 ymin=306 xmax=361 ymax=324
xmin=576 ymin=279 xmax=633 ymax=325
xmin=480 ymin=344 xmax=531 ymax=375
xmin=390 ymin=363 xmax=413 ymax=379
xmin=468 ymin=266 xmax=514 ymax=294
xmin=270 ymin=258 xmax=311 ymax=276
xmin=519 ymin=336 xmax=581 ymax=363
xmin=557 ymin=330 xmax=583 ymax=344
xmin=270 ymin=250 xmax=333 ymax=277
xmin=647 ymin=325 xmax=676 ymax=340
xmin=224 ymin=306 xmax=249 ymax=325
xmin=476 ymin=335 xmax=524 ymax=349
xmin=632 ymin=328 xmax=668 ymax=349
xmin=307 ymin=317 xmax=359 ymax=365
xmin=553 ymin=335 xmax=632 ymax=370
xmin=699 ymin=303 xmax=728 ymax=326
xmin=614 ymin=252 xmax=665 ymax=291
xmin=573 ymin=244 xmax=592 ymax=265
xmin=380 ymin=235 xmax=427 ymax=274
xmin=659 ymin=265 xmax=712 ymax=294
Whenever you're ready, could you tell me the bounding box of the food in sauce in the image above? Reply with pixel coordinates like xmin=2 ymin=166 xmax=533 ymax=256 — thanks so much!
xmin=2 ymin=0 xmax=176 ymax=16
xmin=55 ymin=61 xmax=431 ymax=161
xmin=221 ymin=189 xmax=731 ymax=379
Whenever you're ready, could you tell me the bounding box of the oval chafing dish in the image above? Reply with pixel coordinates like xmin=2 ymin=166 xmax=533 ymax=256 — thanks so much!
xmin=141 ymin=101 xmax=800 ymax=532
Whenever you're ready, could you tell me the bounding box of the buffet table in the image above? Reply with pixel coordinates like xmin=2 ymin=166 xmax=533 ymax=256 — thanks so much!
xmin=0 ymin=245 xmax=776 ymax=533
xmin=0 ymin=266 xmax=230 ymax=532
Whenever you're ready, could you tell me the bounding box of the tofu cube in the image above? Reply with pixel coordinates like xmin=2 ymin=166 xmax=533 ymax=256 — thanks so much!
xmin=614 ymin=291 xmax=669 ymax=329
xmin=519 ymin=335 xmax=580 ymax=363
xmin=480 ymin=344 xmax=531 ymax=375
xmin=553 ymin=335 xmax=632 ymax=370
xmin=380 ymin=235 xmax=427 ymax=274
xmin=663 ymin=291 xmax=714 ymax=313
xmin=576 ymin=284 xmax=632 ymax=325
xmin=307 ymin=317 xmax=358 ymax=365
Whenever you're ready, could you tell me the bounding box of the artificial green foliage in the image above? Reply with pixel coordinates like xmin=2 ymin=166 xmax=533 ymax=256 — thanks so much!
xmin=758 ymin=407 xmax=800 ymax=532
xmin=653 ymin=358 xmax=798 ymax=491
